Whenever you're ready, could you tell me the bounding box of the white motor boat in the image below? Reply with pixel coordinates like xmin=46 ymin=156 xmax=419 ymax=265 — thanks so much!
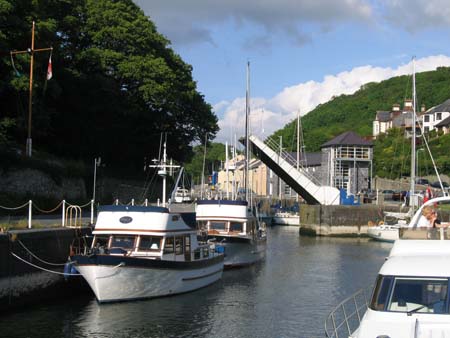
xmin=366 ymin=217 xmax=409 ymax=243
xmin=326 ymin=196 xmax=450 ymax=338
xmin=70 ymin=205 xmax=224 ymax=303
xmin=272 ymin=211 xmax=300 ymax=226
xmin=174 ymin=188 xmax=192 ymax=203
xmin=196 ymin=199 xmax=266 ymax=269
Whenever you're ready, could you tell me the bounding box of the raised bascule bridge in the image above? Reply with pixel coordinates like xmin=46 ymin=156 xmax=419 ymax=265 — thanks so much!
xmin=246 ymin=135 xmax=340 ymax=206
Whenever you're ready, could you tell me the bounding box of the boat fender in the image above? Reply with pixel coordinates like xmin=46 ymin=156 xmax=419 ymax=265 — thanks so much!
xmin=215 ymin=245 xmax=225 ymax=254
xmin=64 ymin=262 xmax=80 ymax=281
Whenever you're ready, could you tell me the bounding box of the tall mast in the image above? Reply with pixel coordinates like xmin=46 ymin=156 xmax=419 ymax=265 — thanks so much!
xmin=245 ymin=61 xmax=250 ymax=201
xmin=410 ymin=57 xmax=416 ymax=211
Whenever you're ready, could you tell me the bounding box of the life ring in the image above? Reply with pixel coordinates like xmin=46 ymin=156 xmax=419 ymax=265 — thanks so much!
xmin=368 ymin=221 xmax=375 ymax=227
xmin=378 ymin=220 xmax=384 ymax=226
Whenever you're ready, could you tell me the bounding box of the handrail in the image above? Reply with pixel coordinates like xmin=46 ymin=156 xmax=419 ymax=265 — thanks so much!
xmin=324 ymin=287 xmax=372 ymax=338
xmin=262 ymin=135 xmax=321 ymax=185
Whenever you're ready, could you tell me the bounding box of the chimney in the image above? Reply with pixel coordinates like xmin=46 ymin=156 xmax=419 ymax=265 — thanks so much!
xmin=392 ymin=103 xmax=400 ymax=111
xmin=404 ymin=99 xmax=413 ymax=111
xmin=421 ymin=104 xmax=426 ymax=112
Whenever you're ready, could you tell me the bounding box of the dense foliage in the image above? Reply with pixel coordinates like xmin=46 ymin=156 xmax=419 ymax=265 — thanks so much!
xmin=273 ymin=67 xmax=450 ymax=151
xmin=185 ymin=142 xmax=227 ymax=185
xmin=271 ymin=67 xmax=450 ymax=177
xmin=0 ymin=0 xmax=218 ymax=174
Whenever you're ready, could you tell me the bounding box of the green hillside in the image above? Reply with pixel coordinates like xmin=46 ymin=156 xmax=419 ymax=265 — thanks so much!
xmin=273 ymin=66 xmax=450 ymax=153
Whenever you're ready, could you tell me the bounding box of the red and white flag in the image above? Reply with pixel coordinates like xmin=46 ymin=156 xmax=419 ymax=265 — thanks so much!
xmin=46 ymin=55 xmax=52 ymax=80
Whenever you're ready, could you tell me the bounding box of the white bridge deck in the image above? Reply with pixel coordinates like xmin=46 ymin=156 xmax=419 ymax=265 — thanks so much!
xmin=248 ymin=135 xmax=340 ymax=205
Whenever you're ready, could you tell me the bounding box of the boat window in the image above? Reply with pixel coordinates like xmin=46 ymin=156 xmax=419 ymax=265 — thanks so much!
xmin=110 ymin=236 xmax=135 ymax=249
xmin=197 ymin=220 xmax=208 ymax=232
xmin=370 ymin=275 xmax=393 ymax=311
xmin=92 ymin=235 xmax=109 ymax=248
xmin=387 ymin=277 xmax=448 ymax=314
xmin=175 ymin=236 xmax=184 ymax=255
xmin=210 ymin=222 xmax=226 ymax=231
xmin=202 ymin=246 xmax=209 ymax=258
xmin=163 ymin=237 xmax=174 ymax=254
xmin=230 ymin=222 xmax=243 ymax=232
xmin=138 ymin=236 xmax=162 ymax=251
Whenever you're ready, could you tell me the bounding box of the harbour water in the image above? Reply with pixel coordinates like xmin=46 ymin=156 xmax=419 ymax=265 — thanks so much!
xmin=0 ymin=226 xmax=392 ymax=338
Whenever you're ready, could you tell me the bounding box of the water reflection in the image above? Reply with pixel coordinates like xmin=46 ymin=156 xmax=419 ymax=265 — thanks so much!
xmin=0 ymin=226 xmax=392 ymax=338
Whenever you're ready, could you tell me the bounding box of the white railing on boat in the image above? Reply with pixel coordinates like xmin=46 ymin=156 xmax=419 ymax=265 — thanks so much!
xmin=324 ymin=287 xmax=372 ymax=338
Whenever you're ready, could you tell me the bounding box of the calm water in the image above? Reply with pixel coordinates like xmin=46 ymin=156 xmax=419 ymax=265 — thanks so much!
xmin=0 ymin=227 xmax=392 ymax=338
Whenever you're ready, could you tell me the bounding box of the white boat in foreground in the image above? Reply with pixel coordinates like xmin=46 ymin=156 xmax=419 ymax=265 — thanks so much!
xmin=196 ymin=199 xmax=266 ymax=269
xmin=326 ymin=196 xmax=450 ymax=338
xmin=70 ymin=205 xmax=224 ymax=303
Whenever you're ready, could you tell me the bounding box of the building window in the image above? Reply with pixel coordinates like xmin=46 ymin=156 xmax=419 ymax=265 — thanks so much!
xmin=425 ymin=126 xmax=429 ymax=133
xmin=424 ymin=115 xmax=430 ymax=122
xmin=436 ymin=113 xmax=442 ymax=120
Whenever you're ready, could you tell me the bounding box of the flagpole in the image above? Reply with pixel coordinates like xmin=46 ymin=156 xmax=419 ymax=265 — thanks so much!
xmin=26 ymin=21 xmax=35 ymax=157
xmin=10 ymin=21 xmax=53 ymax=157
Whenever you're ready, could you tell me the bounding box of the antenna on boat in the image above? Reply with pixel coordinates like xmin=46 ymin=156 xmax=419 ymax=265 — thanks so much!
xmin=149 ymin=133 xmax=179 ymax=207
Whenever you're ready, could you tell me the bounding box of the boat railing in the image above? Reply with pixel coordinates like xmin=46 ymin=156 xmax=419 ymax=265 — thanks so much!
xmin=324 ymin=286 xmax=372 ymax=338
xmin=400 ymin=228 xmax=450 ymax=240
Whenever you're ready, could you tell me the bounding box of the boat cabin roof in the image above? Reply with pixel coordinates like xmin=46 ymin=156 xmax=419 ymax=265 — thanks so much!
xmin=381 ymin=240 xmax=450 ymax=277
xmin=93 ymin=205 xmax=196 ymax=235
xmin=381 ymin=255 xmax=450 ymax=277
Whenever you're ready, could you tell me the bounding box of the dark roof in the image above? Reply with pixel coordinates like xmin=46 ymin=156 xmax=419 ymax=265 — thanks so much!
xmin=287 ymin=152 xmax=322 ymax=167
xmin=435 ymin=115 xmax=450 ymax=128
xmin=321 ymin=131 xmax=373 ymax=148
xmin=425 ymin=99 xmax=450 ymax=115
xmin=375 ymin=111 xmax=391 ymax=122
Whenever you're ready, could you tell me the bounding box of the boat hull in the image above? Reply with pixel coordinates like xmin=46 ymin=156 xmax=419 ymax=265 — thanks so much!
xmin=215 ymin=237 xmax=266 ymax=269
xmin=367 ymin=226 xmax=399 ymax=243
xmin=272 ymin=215 xmax=300 ymax=226
xmin=73 ymin=255 xmax=223 ymax=303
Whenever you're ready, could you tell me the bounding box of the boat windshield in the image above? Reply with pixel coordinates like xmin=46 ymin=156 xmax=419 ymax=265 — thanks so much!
xmin=371 ymin=275 xmax=449 ymax=314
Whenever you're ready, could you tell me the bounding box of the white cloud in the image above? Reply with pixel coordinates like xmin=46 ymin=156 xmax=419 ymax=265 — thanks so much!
xmin=214 ymin=55 xmax=450 ymax=143
xmin=380 ymin=0 xmax=450 ymax=31
xmin=134 ymin=0 xmax=372 ymax=46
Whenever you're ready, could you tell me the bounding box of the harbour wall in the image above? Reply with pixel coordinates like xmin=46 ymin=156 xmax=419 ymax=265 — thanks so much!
xmin=0 ymin=227 xmax=92 ymax=311
xmin=299 ymin=204 xmax=388 ymax=237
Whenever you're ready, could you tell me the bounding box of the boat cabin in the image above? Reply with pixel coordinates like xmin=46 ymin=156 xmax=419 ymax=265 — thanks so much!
xmin=89 ymin=205 xmax=216 ymax=262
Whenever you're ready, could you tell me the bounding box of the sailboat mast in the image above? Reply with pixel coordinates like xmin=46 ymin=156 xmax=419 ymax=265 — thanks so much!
xmin=245 ymin=61 xmax=250 ymax=201
xmin=410 ymin=58 xmax=416 ymax=210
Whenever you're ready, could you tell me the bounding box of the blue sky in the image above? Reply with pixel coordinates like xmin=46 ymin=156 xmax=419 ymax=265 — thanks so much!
xmin=134 ymin=0 xmax=450 ymax=143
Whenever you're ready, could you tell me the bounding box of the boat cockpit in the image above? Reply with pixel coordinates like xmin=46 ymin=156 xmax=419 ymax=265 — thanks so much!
xmin=90 ymin=233 xmax=217 ymax=261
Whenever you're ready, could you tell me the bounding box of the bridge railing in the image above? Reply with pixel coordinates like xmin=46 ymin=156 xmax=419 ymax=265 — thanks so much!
xmin=261 ymin=135 xmax=321 ymax=185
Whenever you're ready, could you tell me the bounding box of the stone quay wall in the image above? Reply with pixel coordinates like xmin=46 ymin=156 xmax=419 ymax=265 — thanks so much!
xmin=0 ymin=227 xmax=92 ymax=311
xmin=300 ymin=204 xmax=386 ymax=237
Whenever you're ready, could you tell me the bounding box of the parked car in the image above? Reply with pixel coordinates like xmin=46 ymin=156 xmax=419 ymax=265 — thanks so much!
xmin=361 ymin=189 xmax=377 ymax=203
xmin=415 ymin=178 xmax=429 ymax=185
xmin=430 ymin=181 xmax=449 ymax=188
xmin=381 ymin=189 xmax=395 ymax=200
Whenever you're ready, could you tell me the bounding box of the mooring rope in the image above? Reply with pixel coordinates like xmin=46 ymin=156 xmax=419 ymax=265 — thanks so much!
xmin=10 ymin=252 xmax=80 ymax=276
xmin=33 ymin=200 xmax=63 ymax=213
xmin=17 ymin=239 xmax=67 ymax=266
xmin=0 ymin=201 xmax=30 ymax=210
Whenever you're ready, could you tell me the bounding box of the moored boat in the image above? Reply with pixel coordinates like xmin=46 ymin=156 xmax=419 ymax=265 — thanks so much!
xmin=326 ymin=196 xmax=450 ymax=338
xmin=272 ymin=211 xmax=300 ymax=226
xmin=196 ymin=199 xmax=266 ymax=269
xmin=69 ymin=204 xmax=224 ymax=303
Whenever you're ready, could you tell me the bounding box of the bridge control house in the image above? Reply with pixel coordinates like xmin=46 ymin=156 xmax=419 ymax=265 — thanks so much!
xmin=216 ymin=131 xmax=373 ymax=201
